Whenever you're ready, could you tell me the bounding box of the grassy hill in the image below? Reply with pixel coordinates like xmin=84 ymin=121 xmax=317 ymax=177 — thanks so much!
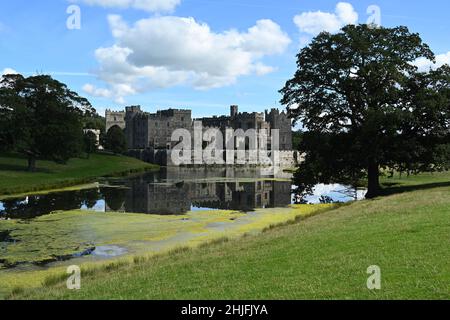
xmin=12 ymin=172 xmax=450 ymax=300
xmin=0 ymin=153 xmax=159 ymax=196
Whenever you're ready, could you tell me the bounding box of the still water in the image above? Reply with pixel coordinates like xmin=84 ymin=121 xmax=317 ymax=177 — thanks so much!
xmin=0 ymin=168 xmax=366 ymax=219
xmin=0 ymin=168 xmax=368 ymax=271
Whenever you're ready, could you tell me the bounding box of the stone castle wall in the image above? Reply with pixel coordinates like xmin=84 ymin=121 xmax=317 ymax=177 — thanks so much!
xmin=126 ymin=147 xmax=301 ymax=167
xmin=107 ymin=105 xmax=296 ymax=167
xmin=105 ymin=110 xmax=126 ymax=132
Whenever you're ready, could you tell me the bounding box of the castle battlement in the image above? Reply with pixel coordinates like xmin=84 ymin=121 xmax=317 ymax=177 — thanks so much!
xmin=105 ymin=104 xmax=293 ymax=165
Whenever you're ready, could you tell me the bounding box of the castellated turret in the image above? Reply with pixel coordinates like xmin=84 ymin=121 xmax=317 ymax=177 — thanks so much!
xmin=105 ymin=109 xmax=126 ymax=132
xmin=230 ymin=105 xmax=239 ymax=118
xmin=265 ymin=108 xmax=293 ymax=151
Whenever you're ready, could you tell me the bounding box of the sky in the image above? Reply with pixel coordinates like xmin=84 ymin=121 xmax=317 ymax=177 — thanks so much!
xmin=1 ymin=0 xmax=450 ymax=118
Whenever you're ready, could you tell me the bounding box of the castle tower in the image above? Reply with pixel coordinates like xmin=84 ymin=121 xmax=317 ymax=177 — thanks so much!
xmin=230 ymin=105 xmax=239 ymax=118
xmin=265 ymin=108 xmax=293 ymax=151
xmin=105 ymin=109 xmax=126 ymax=132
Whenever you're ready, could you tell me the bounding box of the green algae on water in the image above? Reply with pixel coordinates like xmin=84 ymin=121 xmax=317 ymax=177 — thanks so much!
xmin=0 ymin=204 xmax=333 ymax=297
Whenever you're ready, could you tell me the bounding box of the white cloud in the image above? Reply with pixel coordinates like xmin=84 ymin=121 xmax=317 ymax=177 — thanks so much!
xmin=293 ymin=2 xmax=358 ymax=36
xmin=84 ymin=15 xmax=291 ymax=102
xmin=335 ymin=2 xmax=358 ymax=25
xmin=252 ymin=63 xmax=276 ymax=76
xmin=414 ymin=52 xmax=450 ymax=72
xmin=304 ymin=183 xmax=367 ymax=203
xmin=83 ymin=82 xmax=137 ymax=104
xmin=83 ymin=84 xmax=113 ymax=98
xmin=1 ymin=68 xmax=18 ymax=76
xmin=69 ymin=0 xmax=181 ymax=12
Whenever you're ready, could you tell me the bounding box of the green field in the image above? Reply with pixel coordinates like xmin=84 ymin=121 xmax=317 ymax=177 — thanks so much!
xmin=380 ymin=171 xmax=450 ymax=194
xmin=0 ymin=153 xmax=159 ymax=196
xmin=10 ymin=171 xmax=450 ymax=300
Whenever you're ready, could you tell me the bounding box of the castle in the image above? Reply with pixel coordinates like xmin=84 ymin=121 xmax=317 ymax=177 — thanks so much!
xmin=105 ymin=105 xmax=297 ymax=166
xmin=105 ymin=169 xmax=293 ymax=215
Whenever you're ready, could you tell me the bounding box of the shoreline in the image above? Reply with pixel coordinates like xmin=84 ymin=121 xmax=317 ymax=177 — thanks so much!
xmin=0 ymin=153 xmax=160 ymax=198
xmin=0 ymin=167 xmax=159 ymax=200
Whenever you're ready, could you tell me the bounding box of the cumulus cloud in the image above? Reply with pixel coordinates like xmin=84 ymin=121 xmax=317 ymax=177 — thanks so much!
xmin=84 ymin=15 xmax=291 ymax=102
xmin=414 ymin=52 xmax=450 ymax=72
xmin=69 ymin=0 xmax=181 ymax=12
xmin=1 ymin=68 xmax=18 ymax=76
xmin=293 ymin=2 xmax=358 ymax=36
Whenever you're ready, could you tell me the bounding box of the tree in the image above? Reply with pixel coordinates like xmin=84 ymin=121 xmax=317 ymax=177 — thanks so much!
xmin=280 ymin=25 xmax=450 ymax=199
xmin=83 ymin=130 xmax=98 ymax=158
xmin=292 ymin=130 xmax=304 ymax=150
xmin=104 ymin=126 xmax=127 ymax=155
xmin=83 ymin=113 xmax=106 ymax=135
xmin=0 ymin=74 xmax=95 ymax=171
xmin=0 ymin=104 xmax=14 ymax=153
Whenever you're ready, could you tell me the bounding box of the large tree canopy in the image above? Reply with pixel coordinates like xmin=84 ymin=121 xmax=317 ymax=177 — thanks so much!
xmin=280 ymin=25 xmax=450 ymax=199
xmin=0 ymin=74 xmax=95 ymax=171
xmin=104 ymin=126 xmax=127 ymax=155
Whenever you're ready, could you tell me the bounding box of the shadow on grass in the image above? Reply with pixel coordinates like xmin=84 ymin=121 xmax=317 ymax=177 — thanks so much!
xmin=0 ymin=163 xmax=52 ymax=173
xmin=380 ymin=181 xmax=450 ymax=196
xmin=0 ymin=153 xmax=52 ymax=173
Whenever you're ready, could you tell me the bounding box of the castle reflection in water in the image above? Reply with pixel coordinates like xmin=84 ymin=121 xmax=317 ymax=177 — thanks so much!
xmin=106 ymin=168 xmax=292 ymax=215
xmin=0 ymin=168 xmax=293 ymax=219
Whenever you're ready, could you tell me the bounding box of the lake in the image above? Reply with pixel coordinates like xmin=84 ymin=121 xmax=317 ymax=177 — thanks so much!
xmin=0 ymin=167 xmax=367 ymax=278
xmin=0 ymin=168 xmax=366 ymax=219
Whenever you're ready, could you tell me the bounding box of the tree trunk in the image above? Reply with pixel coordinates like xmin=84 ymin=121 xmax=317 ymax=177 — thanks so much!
xmin=366 ymin=159 xmax=380 ymax=199
xmin=27 ymin=157 xmax=36 ymax=172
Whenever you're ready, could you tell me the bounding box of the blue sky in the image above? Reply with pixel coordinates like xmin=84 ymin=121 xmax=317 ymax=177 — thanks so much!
xmin=1 ymin=0 xmax=449 ymax=118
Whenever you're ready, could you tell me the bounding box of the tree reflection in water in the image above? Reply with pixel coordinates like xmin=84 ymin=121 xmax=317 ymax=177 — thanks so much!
xmin=0 ymin=177 xmax=293 ymax=219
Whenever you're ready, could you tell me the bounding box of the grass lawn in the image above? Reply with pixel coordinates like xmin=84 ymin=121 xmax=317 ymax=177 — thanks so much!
xmin=11 ymin=171 xmax=450 ymax=300
xmin=380 ymin=170 xmax=450 ymax=194
xmin=0 ymin=153 xmax=159 ymax=196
